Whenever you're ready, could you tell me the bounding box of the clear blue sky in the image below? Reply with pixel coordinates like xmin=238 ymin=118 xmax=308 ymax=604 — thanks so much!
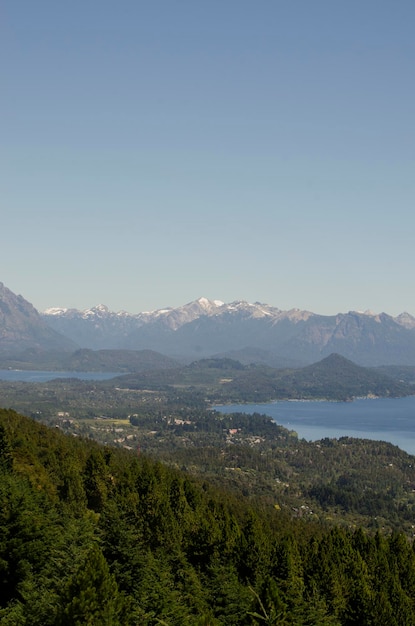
xmin=2 ymin=1 xmax=414 ymax=315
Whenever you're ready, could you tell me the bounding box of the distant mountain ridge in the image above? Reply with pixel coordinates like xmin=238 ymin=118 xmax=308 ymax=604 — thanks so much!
xmin=42 ymin=296 xmax=415 ymax=366
xmin=1 ymin=279 xmax=415 ymax=366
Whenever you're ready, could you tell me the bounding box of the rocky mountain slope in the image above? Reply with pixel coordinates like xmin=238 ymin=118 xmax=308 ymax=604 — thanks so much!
xmin=0 ymin=282 xmax=76 ymax=355
xmin=42 ymin=296 xmax=415 ymax=366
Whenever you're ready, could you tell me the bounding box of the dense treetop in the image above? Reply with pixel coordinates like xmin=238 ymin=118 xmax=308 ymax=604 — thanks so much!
xmin=2 ymin=407 xmax=415 ymax=624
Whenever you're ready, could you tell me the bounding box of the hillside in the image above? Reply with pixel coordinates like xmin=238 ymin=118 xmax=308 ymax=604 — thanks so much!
xmin=109 ymin=354 xmax=414 ymax=402
xmin=0 ymin=347 xmax=180 ymax=373
xmin=267 ymin=353 xmax=411 ymax=401
xmin=2 ymin=407 xmax=415 ymax=624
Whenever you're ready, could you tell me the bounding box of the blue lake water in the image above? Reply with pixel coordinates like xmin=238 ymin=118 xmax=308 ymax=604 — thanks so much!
xmin=215 ymin=396 xmax=415 ymax=456
xmin=0 ymin=370 xmax=118 ymax=382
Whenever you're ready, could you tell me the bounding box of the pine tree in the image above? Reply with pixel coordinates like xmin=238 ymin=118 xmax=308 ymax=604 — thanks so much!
xmin=58 ymin=543 xmax=130 ymax=625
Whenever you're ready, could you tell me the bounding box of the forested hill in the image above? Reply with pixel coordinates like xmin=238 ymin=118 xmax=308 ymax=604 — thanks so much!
xmin=2 ymin=408 xmax=415 ymax=624
xmin=112 ymin=353 xmax=413 ymax=402
xmin=265 ymin=352 xmax=411 ymax=401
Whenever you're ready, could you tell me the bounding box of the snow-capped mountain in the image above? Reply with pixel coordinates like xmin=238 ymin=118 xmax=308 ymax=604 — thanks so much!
xmin=395 ymin=312 xmax=415 ymax=330
xmin=2 ymin=274 xmax=413 ymax=366
xmin=42 ymin=297 xmax=415 ymax=366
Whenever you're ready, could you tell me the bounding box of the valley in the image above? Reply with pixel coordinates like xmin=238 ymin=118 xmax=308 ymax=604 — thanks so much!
xmin=2 ymin=280 xmax=415 ymax=623
xmin=1 ymin=356 xmax=415 ymax=538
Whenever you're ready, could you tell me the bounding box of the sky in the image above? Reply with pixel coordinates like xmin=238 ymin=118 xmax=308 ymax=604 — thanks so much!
xmin=1 ymin=1 xmax=414 ymax=316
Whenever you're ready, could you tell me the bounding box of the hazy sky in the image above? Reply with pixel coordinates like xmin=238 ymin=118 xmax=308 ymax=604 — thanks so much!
xmin=2 ymin=1 xmax=414 ymax=315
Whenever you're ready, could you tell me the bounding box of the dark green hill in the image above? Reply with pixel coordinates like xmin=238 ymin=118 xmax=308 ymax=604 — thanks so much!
xmin=64 ymin=348 xmax=180 ymax=372
xmin=111 ymin=353 xmax=414 ymax=402
xmin=2 ymin=408 xmax=415 ymax=624
xmin=269 ymin=353 xmax=413 ymax=401
xmin=0 ymin=347 xmax=180 ymax=373
xmin=111 ymin=357 xmax=247 ymax=389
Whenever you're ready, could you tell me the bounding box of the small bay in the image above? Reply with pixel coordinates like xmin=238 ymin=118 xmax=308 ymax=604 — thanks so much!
xmin=215 ymin=396 xmax=415 ymax=456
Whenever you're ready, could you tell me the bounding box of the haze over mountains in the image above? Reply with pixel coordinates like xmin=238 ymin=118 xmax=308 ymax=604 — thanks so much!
xmin=1 ymin=281 xmax=415 ymax=366
xmin=43 ymin=295 xmax=415 ymax=366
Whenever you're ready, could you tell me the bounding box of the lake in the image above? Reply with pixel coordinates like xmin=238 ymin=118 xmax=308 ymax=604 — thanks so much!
xmin=0 ymin=370 xmax=118 ymax=382
xmin=215 ymin=396 xmax=415 ymax=456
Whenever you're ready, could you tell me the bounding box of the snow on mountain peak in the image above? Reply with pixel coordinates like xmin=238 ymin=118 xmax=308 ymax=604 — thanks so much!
xmin=43 ymin=307 xmax=69 ymax=316
xmin=395 ymin=312 xmax=415 ymax=329
xmin=195 ymin=297 xmax=222 ymax=310
xmin=83 ymin=304 xmax=110 ymax=317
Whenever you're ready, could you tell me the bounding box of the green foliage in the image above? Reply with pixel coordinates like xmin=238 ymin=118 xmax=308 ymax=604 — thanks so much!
xmin=0 ymin=423 xmax=13 ymax=471
xmin=2 ymin=407 xmax=415 ymax=624
xmin=58 ymin=543 xmax=128 ymax=626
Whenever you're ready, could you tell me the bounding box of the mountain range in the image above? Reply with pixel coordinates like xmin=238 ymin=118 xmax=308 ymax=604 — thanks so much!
xmin=43 ymin=296 xmax=415 ymax=366
xmin=1 ymin=281 xmax=415 ymax=366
